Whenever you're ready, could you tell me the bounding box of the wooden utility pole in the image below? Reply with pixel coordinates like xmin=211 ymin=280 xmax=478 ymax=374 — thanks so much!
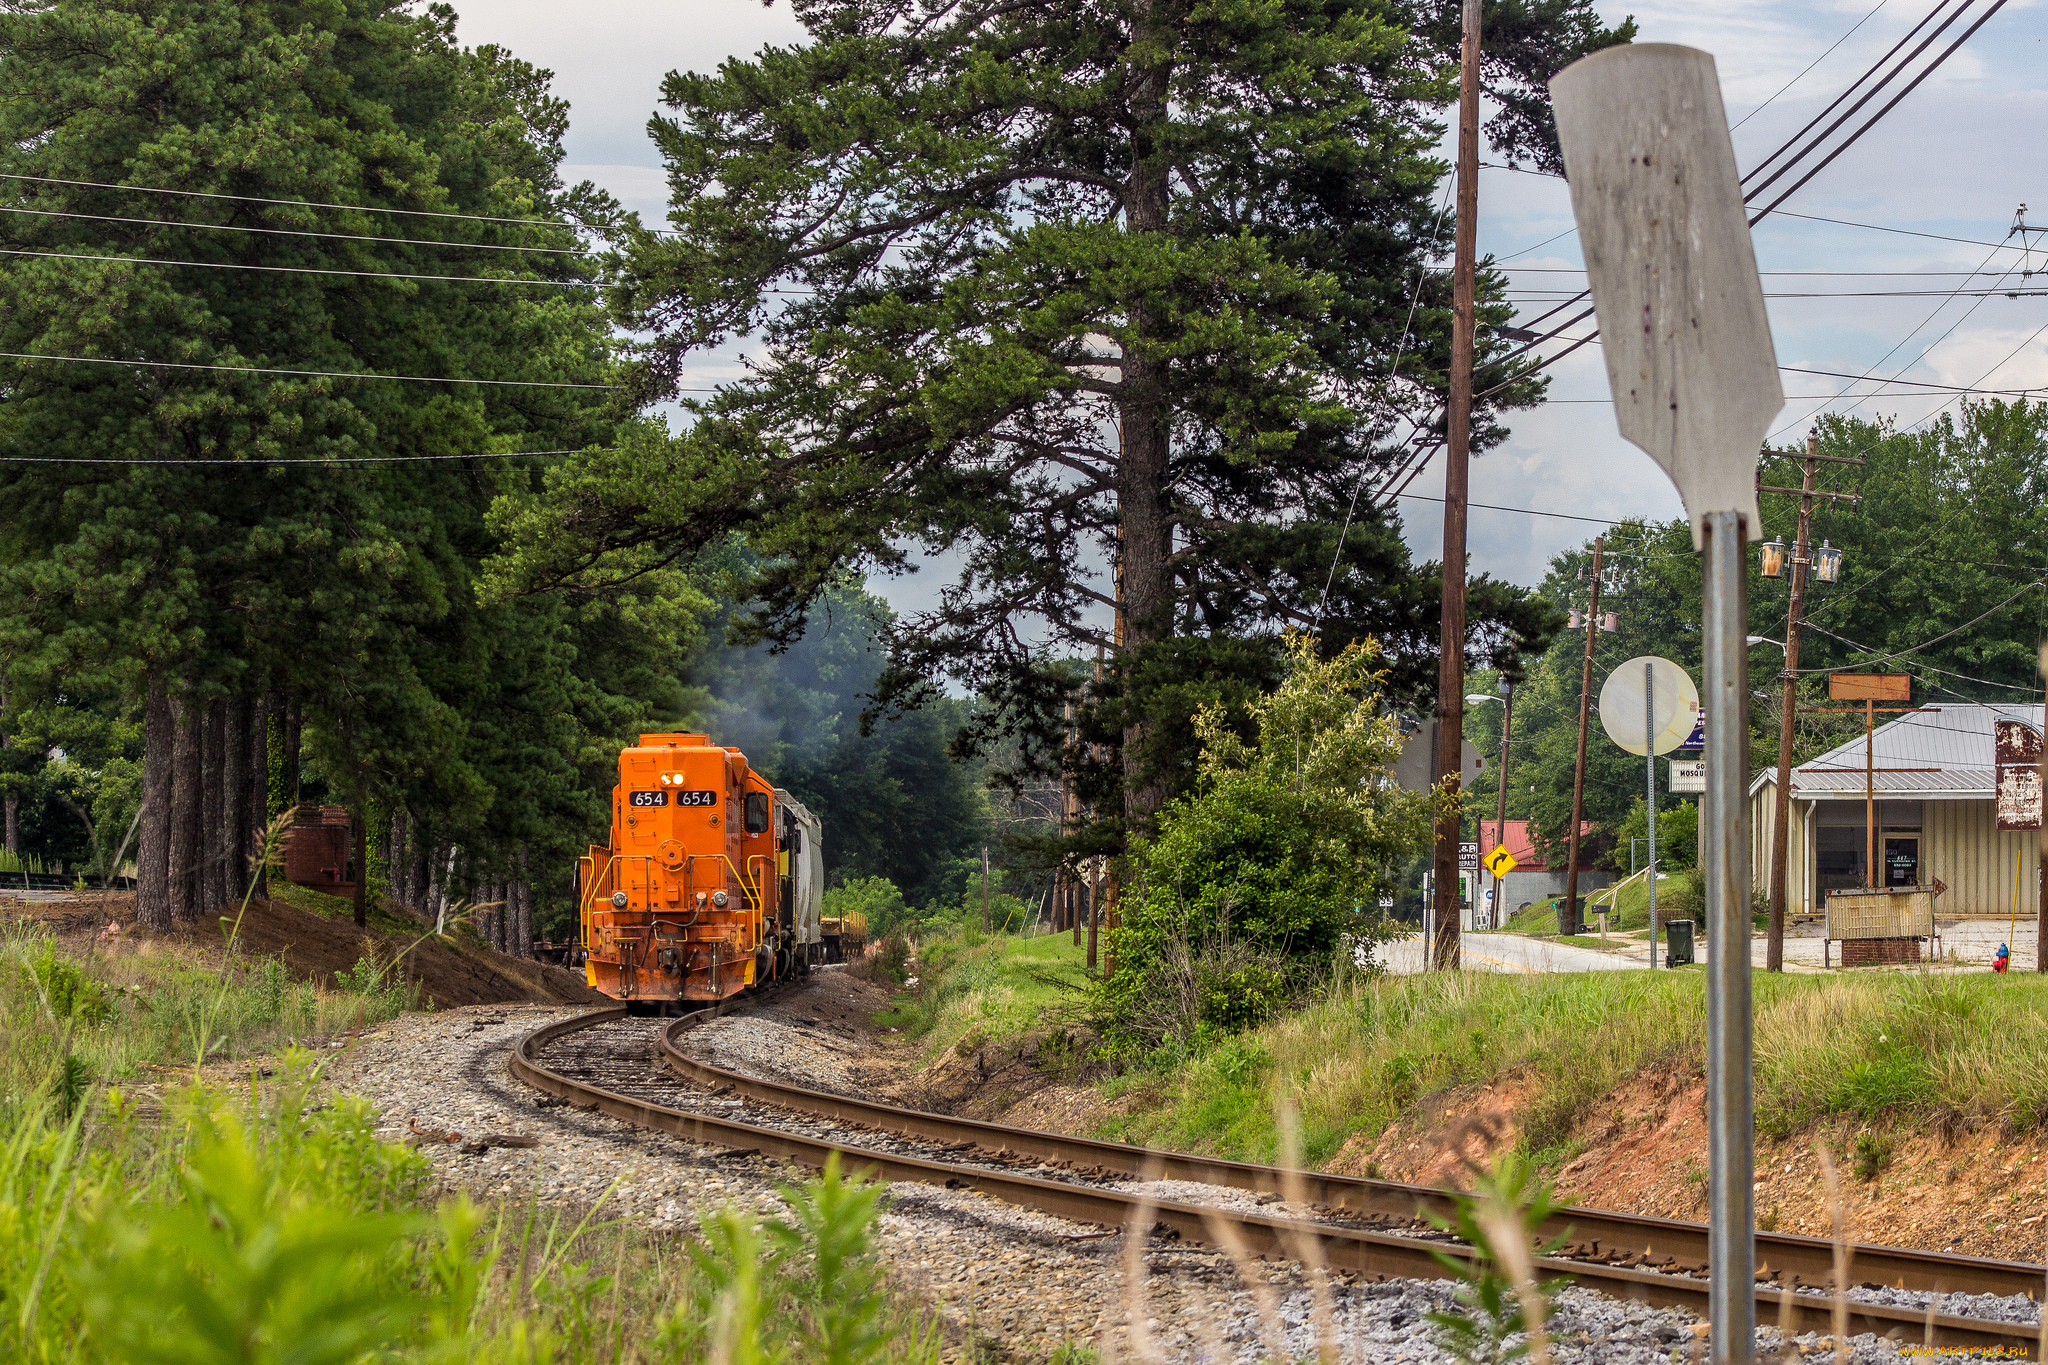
xmin=1563 ymin=537 xmax=1604 ymax=935
xmin=1492 ymin=679 xmax=1513 ymax=927
xmin=1430 ymin=0 xmax=1482 ymax=972
xmin=1760 ymin=439 xmax=1861 ymax=968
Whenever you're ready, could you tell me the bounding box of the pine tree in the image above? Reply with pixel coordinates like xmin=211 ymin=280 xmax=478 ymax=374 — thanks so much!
xmin=492 ymin=0 xmax=1618 ymax=836
xmin=0 ymin=0 xmax=666 ymax=928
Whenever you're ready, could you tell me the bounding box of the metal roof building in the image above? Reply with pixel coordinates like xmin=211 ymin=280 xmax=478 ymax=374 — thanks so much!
xmin=1748 ymin=704 xmax=2042 ymax=918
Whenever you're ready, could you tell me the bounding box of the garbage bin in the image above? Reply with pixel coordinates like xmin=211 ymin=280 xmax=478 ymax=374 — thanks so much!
xmin=1665 ymin=919 xmax=1695 ymax=967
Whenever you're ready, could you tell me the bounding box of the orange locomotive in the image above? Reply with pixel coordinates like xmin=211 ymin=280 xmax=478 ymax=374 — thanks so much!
xmin=578 ymin=733 xmax=824 ymax=1009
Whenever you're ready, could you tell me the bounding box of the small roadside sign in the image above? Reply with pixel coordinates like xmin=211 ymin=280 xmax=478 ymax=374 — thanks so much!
xmin=1483 ymin=845 xmax=1518 ymax=878
xmin=1458 ymin=841 xmax=1479 ymax=872
xmin=1669 ymin=759 xmax=1707 ymax=793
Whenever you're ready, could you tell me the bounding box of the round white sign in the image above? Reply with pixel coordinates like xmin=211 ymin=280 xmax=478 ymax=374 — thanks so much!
xmin=1598 ymin=656 xmax=1699 ymax=757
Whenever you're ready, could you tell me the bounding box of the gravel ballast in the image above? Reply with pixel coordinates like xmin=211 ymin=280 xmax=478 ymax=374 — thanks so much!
xmin=333 ymin=985 xmax=1945 ymax=1362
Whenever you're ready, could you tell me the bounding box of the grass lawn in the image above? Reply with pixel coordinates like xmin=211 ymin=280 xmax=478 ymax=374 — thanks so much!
xmin=1096 ymin=965 xmax=2048 ymax=1172
xmin=877 ymin=929 xmax=1095 ymax=1062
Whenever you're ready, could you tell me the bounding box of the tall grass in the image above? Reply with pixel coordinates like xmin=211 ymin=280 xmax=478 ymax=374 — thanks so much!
xmin=1097 ymin=969 xmax=2048 ymax=1167
xmin=1 ymin=925 xmax=942 ymax=1364
xmin=1 ymin=924 xmax=414 ymax=1122
xmin=877 ymin=930 xmax=1094 ymax=1061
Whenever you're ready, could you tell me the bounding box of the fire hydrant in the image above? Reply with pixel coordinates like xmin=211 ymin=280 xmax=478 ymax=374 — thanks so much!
xmin=1994 ymin=943 xmax=2011 ymax=974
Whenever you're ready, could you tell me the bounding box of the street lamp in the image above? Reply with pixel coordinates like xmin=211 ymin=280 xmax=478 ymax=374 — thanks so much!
xmin=1758 ymin=537 xmax=1789 ymax=578
xmin=1814 ymin=539 xmax=1843 ymax=583
xmin=1746 ymin=635 xmax=1786 ymax=652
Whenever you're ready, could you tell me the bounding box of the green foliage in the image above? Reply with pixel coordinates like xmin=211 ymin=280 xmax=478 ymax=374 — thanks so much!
xmin=871 ymin=933 xmax=913 ymax=988
xmin=1851 ymin=1128 xmax=1895 ymax=1182
xmin=1101 ymin=634 xmax=1433 ymax=1047
xmin=22 ymin=940 xmax=114 ymax=1025
xmin=686 ymin=583 xmax=990 ymax=905
xmin=824 ymin=877 xmax=911 ymax=939
xmin=1 ymin=984 xmax=941 ymax=1365
xmin=0 ymin=0 xmax=692 ymax=901
xmin=1471 ymin=399 xmax=2048 ymax=871
xmin=1425 ymin=1154 xmax=1568 ymax=1365
xmin=1613 ymin=798 xmax=1698 ymax=872
xmin=77 ymin=1080 xmax=436 ymax=1365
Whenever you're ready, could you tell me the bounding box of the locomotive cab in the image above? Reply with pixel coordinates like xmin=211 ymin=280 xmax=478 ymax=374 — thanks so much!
xmin=579 ymin=733 xmax=816 ymax=1006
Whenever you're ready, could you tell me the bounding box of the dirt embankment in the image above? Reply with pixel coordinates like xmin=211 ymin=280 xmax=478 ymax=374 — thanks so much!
xmin=4 ymin=890 xmax=603 ymax=1008
xmin=846 ymin=977 xmax=2048 ymax=1261
xmin=1341 ymin=1065 xmax=2048 ymax=1262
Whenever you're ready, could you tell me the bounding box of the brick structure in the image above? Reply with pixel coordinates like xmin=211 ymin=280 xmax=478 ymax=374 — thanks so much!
xmin=281 ymin=805 xmax=355 ymax=899
xmin=1839 ymin=937 xmax=1921 ymax=967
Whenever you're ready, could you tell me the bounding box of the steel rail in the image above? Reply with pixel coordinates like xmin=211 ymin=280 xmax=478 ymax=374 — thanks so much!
xmin=508 ymin=1008 xmax=2042 ymax=1357
xmin=654 ymin=1012 xmax=2048 ymax=1305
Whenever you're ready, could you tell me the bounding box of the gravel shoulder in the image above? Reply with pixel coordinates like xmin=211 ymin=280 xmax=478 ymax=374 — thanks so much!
xmin=334 ymin=979 xmax=1947 ymax=1362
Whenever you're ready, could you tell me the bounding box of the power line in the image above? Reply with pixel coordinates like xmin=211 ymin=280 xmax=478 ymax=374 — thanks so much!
xmin=1505 ymin=287 xmax=2048 ymax=299
xmin=1464 ymin=0 xmax=2009 ymax=414
xmin=0 ymin=244 xmax=592 ymax=288
xmin=1391 ymin=491 xmax=1656 ymax=526
xmin=1802 ymin=620 xmax=2043 ymax=692
xmin=1730 ymin=0 xmax=1892 ymax=131
xmin=0 ymin=203 xmax=588 ymax=254
xmin=0 ymin=349 xmax=611 ymax=389
xmin=0 ymin=171 xmax=587 ymax=231
xmin=1792 ymin=579 xmax=2045 ymax=673
xmin=0 ymin=448 xmax=587 ymax=465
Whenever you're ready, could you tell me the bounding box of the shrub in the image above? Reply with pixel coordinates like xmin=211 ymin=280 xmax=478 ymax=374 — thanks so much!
xmin=1100 ymin=632 xmax=1433 ymax=1049
xmin=22 ymin=939 xmax=114 ymax=1024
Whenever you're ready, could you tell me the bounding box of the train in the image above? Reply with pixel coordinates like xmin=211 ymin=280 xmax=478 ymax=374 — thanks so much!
xmin=577 ymin=732 xmax=825 ymax=1009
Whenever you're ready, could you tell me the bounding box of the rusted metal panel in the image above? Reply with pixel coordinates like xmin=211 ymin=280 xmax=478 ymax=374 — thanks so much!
xmin=1828 ymin=673 xmax=1911 ymax=702
xmin=1995 ymin=718 xmax=2043 ymax=831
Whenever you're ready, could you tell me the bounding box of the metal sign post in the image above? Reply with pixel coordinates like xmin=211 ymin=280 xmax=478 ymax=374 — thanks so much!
xmin=1554 ymin=43 xmax=1785 ymax=1363
xmin=1645 ymin=662 xmax=1658 ymax=962
xmin=1599 ymin=655 xmax=1695 ymax=968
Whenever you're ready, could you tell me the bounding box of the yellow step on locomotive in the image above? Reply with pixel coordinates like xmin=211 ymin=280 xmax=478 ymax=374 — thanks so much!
xmin=578 ymin=733 xmax=824 ymax=1010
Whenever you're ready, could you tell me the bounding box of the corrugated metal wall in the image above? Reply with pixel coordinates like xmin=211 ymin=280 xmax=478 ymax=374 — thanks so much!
xmin=1926 ymin=800 xmax=2040 ymax=917
xmin=1749 ymin=784 xmax=1815 ymax=913
xmin=1748 ymin=791 xmax=2036 ymax=916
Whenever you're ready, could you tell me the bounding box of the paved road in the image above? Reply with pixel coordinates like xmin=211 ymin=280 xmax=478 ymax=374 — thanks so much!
xmin=1379 ymin=931 xmax=1641 ymax=974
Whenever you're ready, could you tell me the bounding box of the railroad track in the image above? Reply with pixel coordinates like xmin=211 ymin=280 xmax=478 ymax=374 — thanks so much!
xmin=512 ymin=1003 xmax=2045 ymax=1358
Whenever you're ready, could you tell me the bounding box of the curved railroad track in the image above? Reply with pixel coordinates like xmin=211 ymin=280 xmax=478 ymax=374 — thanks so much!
xmin=511 ymin=1001 xmax=2044 ymax=1358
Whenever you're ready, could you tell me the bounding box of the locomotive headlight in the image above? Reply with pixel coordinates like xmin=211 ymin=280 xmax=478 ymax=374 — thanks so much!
xmin=711 ymin=890 xmax=730 ymax=908
xmin=611 ymin=891 xmax=629 ymax=909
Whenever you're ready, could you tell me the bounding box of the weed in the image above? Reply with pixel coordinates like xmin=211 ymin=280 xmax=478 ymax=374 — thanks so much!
xmin=1426 ymin=1152 xmax=1564 ymax=1365
xmin=873 ymin=931 xmax=913 ymax=986
xmin=1758 ymin=1206 xmax=1781 ymax=1233
xmin=20 ymin=939 xmax=114 ymax=1024
xmin=1852 ymin=1128 xmax=1895 ymax=1182
xmin=53 ymin=1053 xmax=91 ymax=1118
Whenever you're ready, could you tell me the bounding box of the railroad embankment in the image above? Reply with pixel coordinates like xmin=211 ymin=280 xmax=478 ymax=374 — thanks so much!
xmin=887 ymin=930 xmax=2048 ymax=1260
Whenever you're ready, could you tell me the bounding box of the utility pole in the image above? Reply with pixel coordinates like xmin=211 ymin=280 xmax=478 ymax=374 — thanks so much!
xmin=1761 ymin=436 xmax=1862 ymax=970
xmin=1430 ymin=0 xmax=1482 ymax=972
xmin=1492 ymin=678 xmax=1513 ymax=928
xmin=981 ymin=845 xmax=991 ymax=935
xmin=1564 ymin=537 xmax=1605 ymax=937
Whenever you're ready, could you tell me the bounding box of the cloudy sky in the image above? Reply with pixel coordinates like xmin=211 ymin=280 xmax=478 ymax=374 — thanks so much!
xmin=454 ymin=0 xmax=2048 ymax=592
